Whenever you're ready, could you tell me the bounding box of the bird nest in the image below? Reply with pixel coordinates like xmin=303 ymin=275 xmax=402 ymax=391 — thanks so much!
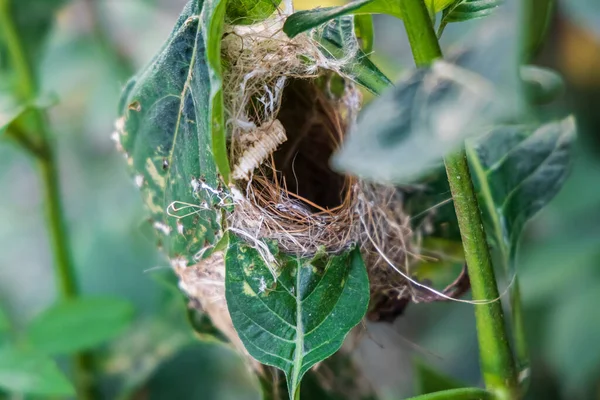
xmin=175 ymin=16 xmax=468 ymax=358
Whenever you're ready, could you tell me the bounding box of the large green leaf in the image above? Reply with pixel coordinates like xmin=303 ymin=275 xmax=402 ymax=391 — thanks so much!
xmin=467 ymin=117 xmax=576 ymax=271
xmin=26 ymin=296 xmax=135 ymax=355
xmin=0 ymin=345 xmax=75 ymax=396
xmin=313 ymin=16 xmax=392 ymax=95
xmin=118 ymin=0 xmax=230 ymax=264
xmin=225 ymin=0 xmax=282 ymax=25
xmin=225 ymin=236 xmax=369 ymax=399
xmin=283 ymin=0 xmax=455 ymax=38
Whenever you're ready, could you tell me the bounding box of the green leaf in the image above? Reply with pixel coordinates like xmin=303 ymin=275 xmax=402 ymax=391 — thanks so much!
xmin=353 ymin=14 xmax=374 ymax=53
xmin=225 ymin=0 xmax=282 ymax=25
xmin=440 ymin=0 xmax=501 ymax=24
xmin=26 ymin=296 xmax=135 ymax=355
xmin=283 ymin=0 xmax=455 ymax=38
xmin=313 ymin=16 xmax=392 ymax=95
xmin=118 ymin=0 xmax=230 ymax=264
xmin=0 ymin=345 xmax=75 ymax=396
xmin=466 ymin=116 xmax=576 ymax=272
xmin=225 ymin=236 xmax=369 ymax=399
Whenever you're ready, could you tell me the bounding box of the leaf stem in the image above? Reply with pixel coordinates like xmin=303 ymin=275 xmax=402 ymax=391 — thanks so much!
xmin=0 ymin=2 xmax=97 ymax=398
xmin=397 ymin=1 xmax=519 ymax=399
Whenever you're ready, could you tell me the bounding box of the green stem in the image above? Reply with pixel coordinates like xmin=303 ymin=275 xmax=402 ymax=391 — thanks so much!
xmin=39 ymin=147 xmax=79 ymax=298
xmin=0 ymin=2 xmax=96 ymax=398
xmin=444 ymin=152 xmax=518 ymax=400
xmin=397 ymin=0 xmax=442 ymax=67
xmin=405 ymin=387 xmax=494 ymax=400
xmin=397 ymin=1 xmax=519 ymax=399
xmin=0 ymin=0 xmax=34 ymax=99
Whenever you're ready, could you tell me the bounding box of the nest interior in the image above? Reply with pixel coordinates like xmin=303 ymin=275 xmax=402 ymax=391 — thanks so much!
xmin=271 ymin=78 xmax=347 ymax=211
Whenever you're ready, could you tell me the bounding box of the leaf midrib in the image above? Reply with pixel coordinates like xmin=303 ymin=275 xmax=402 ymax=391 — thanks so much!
xmin=164 ymin=15 xmax=201 ymax=208
xmin=291 ymin=257 xmax=304 ymax=397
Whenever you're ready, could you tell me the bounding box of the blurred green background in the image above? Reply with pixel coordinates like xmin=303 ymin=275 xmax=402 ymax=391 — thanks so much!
xmin=1 ymin=0 xmax=599 ymax=399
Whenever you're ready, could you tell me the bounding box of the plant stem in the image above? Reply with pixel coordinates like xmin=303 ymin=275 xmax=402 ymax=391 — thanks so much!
xmin=444 ymin=152 xmax=518 ymax=399
xmin=397 ymin=1 xmax=519 ymax=399
xmin=39 ymin=145 xmax=79 ymax=298
xmin=0 ymin=2 xmax=96 ymax=398
xmin=398 ymin=0 xmax=442 ymax=67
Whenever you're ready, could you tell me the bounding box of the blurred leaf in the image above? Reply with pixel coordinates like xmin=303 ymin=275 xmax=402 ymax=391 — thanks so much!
xmin=118 ymin=0 xmax=229 ymax=265
xmin=333 ymin=38 xmax=521 ymax=182
xmin=0 ymin=93 xmax=56 ymax=138
xmin=524 ymin=0 xmax=555 ymax=59
xmin=353 ymin=14 xmax=374 ymax=53
xmin=225 ymin=236 xmax=369 ymax=399
xmin=261 ymin=352 xmax=377 ymax=400
xmin=414 ymin=361 xmax=465 ymax=395
xmin=564 ymin=0 xmax=600 ymax=38
xmin=226 ymin=0 xmax=282 ymax=24
xmin=546 ymin=282 xmax=600 ymax=396
xmin=403 ymin=168 xmax=459 ymax=240
xmin=0 ymin=345 xmax=75 ymax=396
xmin=438 ymin=0 xmax=502 ymax=36
xmin=27 ymin=296 xmax=135 ymax=355
xmin=520 ymin=65 xmax=564 ymax=105
xmin=283 ymin=0 xmax=455 ymax=37
xmin=0 ymin=305 xmax=9 ymax=342
xmin=143 ymin=342 xmax=260 ymax=400
xmin=313 ymin=16 xmax=392 ymax=95
xmin=0 ymin=98 xmax=24 ymax=136
xmin=467 ymin=117 xmax=576 ymax=275
xmin=103 ymin=317 xmax=194 ymax=400
xmin=0 ymin=0 xmax=68 ymax=96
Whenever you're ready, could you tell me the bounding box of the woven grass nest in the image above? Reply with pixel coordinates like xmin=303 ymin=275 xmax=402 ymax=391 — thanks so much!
xmin=174 ymin=16 xmax=465 ymax=358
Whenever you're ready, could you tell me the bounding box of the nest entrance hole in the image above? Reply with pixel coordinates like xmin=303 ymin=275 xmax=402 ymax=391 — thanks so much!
xmin=251 ymin=78 xmax=351 ymax=214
